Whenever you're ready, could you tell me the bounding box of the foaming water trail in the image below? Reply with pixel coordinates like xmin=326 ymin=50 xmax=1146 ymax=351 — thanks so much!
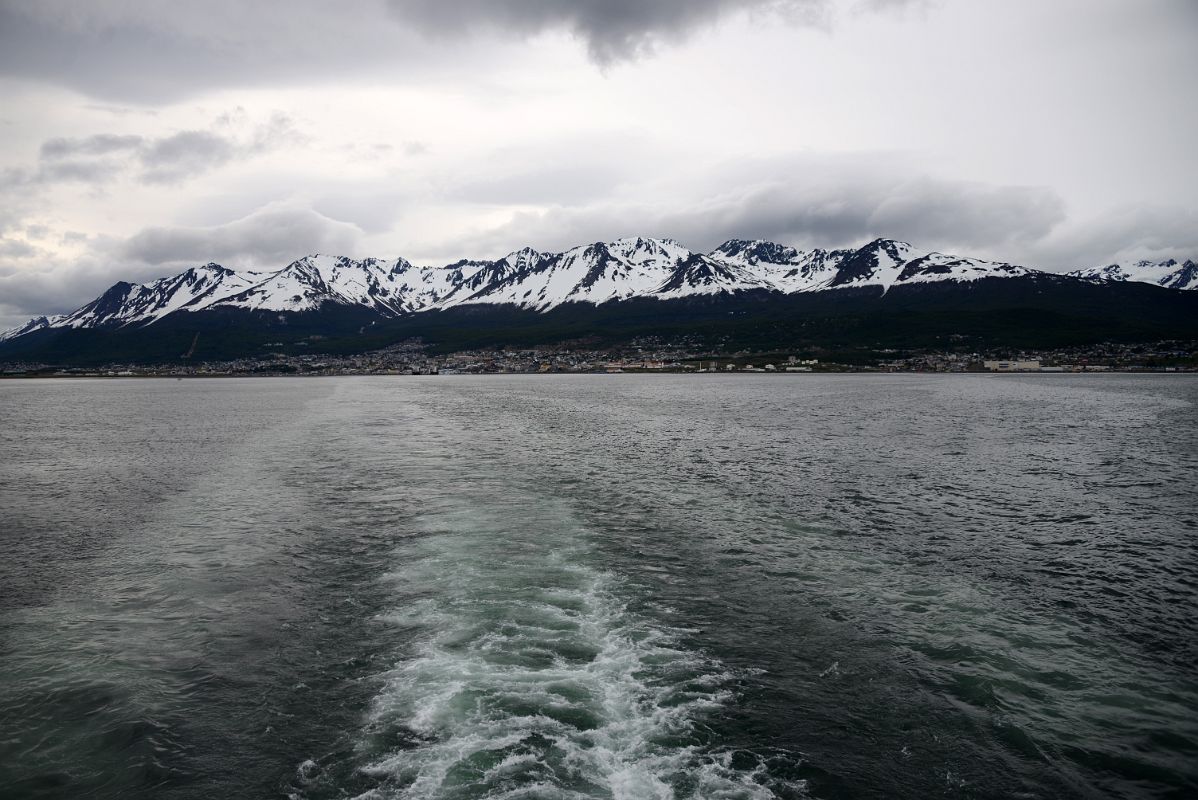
xmin=337 ymin=496 xmax=788 ymax=799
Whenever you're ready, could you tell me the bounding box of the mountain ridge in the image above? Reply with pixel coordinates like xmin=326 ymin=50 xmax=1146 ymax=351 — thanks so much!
xmin=7 ymin=236 xmax=1192 ymax=344
xmin=1067 ymin=259 xmax=1198 ymax=291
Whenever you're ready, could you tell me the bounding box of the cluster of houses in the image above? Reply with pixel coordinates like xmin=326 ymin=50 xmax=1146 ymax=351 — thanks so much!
xmin=4 ymin=339 xmax=1192 ymax=377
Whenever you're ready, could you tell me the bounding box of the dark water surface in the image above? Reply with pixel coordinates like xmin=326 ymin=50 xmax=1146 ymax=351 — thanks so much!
xmin=1 ymin=375 xmax=1195 ymax=800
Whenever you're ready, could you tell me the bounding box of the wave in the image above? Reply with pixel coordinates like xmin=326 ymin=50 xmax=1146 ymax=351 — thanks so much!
xmin=324 ymin=499 xmax=790 ymax=799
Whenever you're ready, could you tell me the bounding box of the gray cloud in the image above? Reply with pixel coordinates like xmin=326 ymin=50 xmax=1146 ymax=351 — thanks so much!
xmin=35 ymin=159 xmax=125 ymax=185
xmin=0 ymin=240 xmax=170 ymax=328
xmin=82 ymin=103 xmax=160 ymax=117
xmin=0 ymin=0 xmax=1193 ymax=330
xmin=866 ymin=179 xmax=1064 ymax=250
xmin=0 ymin=238 xmax=37 ymax=258
xmin=0 ymin=0 xmax=906 ymax=101
xmin=0 ymin=205 xmax=368 ymax=329
xmin=1028 ymin=205 xmax=1198 ymax=271
xmin=0 ymin=159 xmax=121 ymax=194
xmin=386 ymin=0 xmax=834 ymax=64
xmin=139 ymin=130 xmax=236 ymax=184
xmin=312 ymin=192 xmax=409 ymax=236
xmin=855 ymin=0 xmax=934 ymax=15
xmin=0 ymin=1 xmax=441 ymax=103
xmin=18 ymin=115 xmax=302 ymax=188
xmin=246 ymin=112 xmax=306 ymax=154
xmin=448 ymin=173 xmax=1067 ymax=264
xmin=453 ymin=162 xmax=634 ymax=205
xmin=2 ymin=182 xmax=1190 ymax=331
xmin=40 ymin=133 xmax=143 ymax=159
xmin=445 ymin=130 xmax=679 ymax=206
xmin=120 ymin=205 xmax=366 ymax=266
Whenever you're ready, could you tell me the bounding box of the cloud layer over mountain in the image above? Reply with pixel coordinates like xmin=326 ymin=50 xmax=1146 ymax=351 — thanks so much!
xmin=0 ymin=0 xmax=1195 ymax=327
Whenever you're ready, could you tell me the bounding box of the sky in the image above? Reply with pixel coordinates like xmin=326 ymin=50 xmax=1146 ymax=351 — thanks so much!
xmin=0 ymin=0 xmax=1195 ymax=327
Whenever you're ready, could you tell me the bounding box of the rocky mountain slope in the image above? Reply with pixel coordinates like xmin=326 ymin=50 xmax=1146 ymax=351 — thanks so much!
xmin=3 ymin=236 xmax=1106 ymax=342
xmin=1067 ymin=259 xmax=1198 ymax=292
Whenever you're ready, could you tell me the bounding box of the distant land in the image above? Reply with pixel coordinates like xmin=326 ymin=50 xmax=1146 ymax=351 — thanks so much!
xmin=2 ymin=237 xmax=1196 ymax=366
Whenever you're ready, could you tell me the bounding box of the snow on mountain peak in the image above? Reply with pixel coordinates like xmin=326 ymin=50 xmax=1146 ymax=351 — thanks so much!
xmin=1067 ymin=258 xmax=1196 ymax=291
xmin=500 ymin=247 xmax=546 ymax=270
xmin=712 ymin=239 xmax=801 ymax=266
xmin=4 ymin=237 xmax=1193 ymax=343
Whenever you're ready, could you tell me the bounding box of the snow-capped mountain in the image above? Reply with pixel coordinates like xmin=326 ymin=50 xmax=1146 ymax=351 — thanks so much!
xmin=1 ymin=315 xmax=60 ymax=341
xmin=65 ymin=264 xmax=263 ymax=328
xmin=212 ymin=255 xmax=423 ymax=314
xmin=0 ymin=236 xmax=1185 ymax=343
xmin=710 ymin=238 xmax=1034 ymax=294
xmin=1067 ymin=259 xmax=1198 ymax=292
xmin=436 ymin=237 xmax=779 ymax=309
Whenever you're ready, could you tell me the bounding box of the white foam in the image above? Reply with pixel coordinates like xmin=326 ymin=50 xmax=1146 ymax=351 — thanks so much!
xmin=351 ymin=500 xmax=783 ymax=799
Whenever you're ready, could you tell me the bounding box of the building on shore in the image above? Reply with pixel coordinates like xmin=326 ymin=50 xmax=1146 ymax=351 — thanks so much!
xmin=983 ymin=359 xmax=1041 ymax=372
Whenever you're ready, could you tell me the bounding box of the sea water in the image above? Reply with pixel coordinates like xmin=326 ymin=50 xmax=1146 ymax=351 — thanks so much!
xmin=1 ymin=375 xmax=1195 ymax=799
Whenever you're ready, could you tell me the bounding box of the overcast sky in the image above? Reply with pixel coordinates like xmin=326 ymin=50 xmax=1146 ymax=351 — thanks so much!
xmin=0 ymin=0 xmax=1195 ymax=326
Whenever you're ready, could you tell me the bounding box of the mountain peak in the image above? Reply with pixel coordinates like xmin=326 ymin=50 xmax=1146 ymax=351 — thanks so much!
xmin=4 ymin=236 xmax=1196 ymax=345
xmin=606 ymin=236 xmax=689 ymax=258
xmin=502 ymin=246 xmax=545 ymax=266
xmin=611 ymin=235 xmax=680 ymax=247
xmin=1067 ymin=256 xmax=1198 ymax=291
xmin=863 ymin=237 xmax=914 ymax=253
xmin=712 ymin=239 xmax=800 ymax=265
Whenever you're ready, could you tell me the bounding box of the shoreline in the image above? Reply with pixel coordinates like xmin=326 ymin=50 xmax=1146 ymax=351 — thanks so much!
xmin=3 ymin=370 xmax=1194 ymax=380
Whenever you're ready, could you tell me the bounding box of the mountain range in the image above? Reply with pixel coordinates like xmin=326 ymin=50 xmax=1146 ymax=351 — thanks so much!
xmin=3 ymin=237 xmax=1195 ymax=345
xmin=1066 ymin=259 xmax=1198 ymax=292
xmin=2 ymin=237 xmax=1196 ymax=363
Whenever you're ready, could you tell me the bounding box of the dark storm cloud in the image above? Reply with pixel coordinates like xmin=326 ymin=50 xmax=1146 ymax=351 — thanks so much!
xmin=0 ymin=0 xmax=891 ymax=101
xmin=0 ymin=1 xmax=437 ymax=103
xmin=385 ymin=0 xmax=835 ymax=63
